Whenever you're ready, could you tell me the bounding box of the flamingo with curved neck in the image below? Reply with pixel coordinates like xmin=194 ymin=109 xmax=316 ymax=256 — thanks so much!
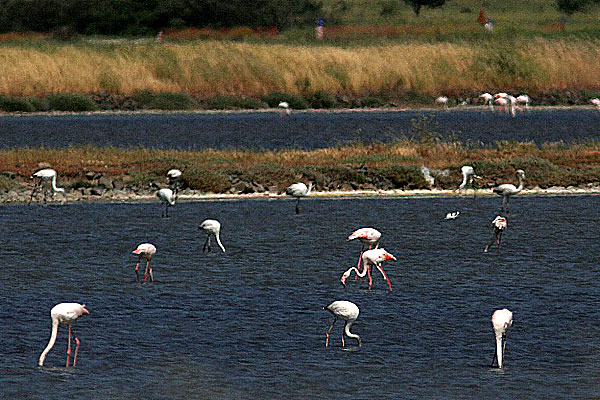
xmin=491 ymin=308 xmax=513 ymax=368
xmin=342 ymin=228 xmax=381 ymax=286
xmin=324 ymin=300 xmax=361 ymax=348
xmin=493 ymin=169 xmax=525 ymax=213
xmin=29 ymin=168 xmax=65 ymax=204
xmin=199 ymin=219 xmax=226 ymax=253
xmin=285 ymin=182 xmax=313 ymax=214
xmin=39 ymin=303 xmax=89 ymax=368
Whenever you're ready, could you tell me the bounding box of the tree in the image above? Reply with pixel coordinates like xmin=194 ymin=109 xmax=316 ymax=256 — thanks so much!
xmin=556 ymin=0 xmax=589 ymax=15
xmin=403 ymin=0 xmax=446 ymax=16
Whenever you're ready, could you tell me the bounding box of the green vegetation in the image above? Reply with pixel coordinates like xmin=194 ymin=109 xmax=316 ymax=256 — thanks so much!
xmin=46 ymin=93 xmax=98 ymax=112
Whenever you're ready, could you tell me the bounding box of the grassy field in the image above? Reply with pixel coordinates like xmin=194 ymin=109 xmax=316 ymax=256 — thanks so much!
xmin=2 ymin=140 xmax=600 ymax=193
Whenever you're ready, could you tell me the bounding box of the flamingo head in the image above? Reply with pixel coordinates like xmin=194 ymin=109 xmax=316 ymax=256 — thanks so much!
xmin=340 ymin=270 xmax=351 ymax=286
xmin=383 ymin=252 xmax=397 ymax=261
xmin=80 ymin=305 xmax=90 ymax=315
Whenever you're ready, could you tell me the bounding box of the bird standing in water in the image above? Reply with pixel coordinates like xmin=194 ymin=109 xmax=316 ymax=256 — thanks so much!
xmin=38 ymin=303 xmax=89 ymax=368
xmin=493 ymin=170 xmax=525 ymax=213
xmin=133 ymin=243 xmax=157 ymax=282
xmin=324 ymin=300 xmax=361 ymax=348
xmin=491 ymin=308 xmax=513 ymax=368
xmin=29 ymin=168 xmax=65 ymax=204
xmin=286 ymin=182 xmax=313 ymax=214
xmin=199 ymin=219 xmax=226 ymax=253
xmin=484 ymin=216 xmax=507 ymax=253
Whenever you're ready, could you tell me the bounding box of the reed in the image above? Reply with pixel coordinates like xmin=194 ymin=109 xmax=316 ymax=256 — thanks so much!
xmin=1 ymin=39 xmax=600 ymax=98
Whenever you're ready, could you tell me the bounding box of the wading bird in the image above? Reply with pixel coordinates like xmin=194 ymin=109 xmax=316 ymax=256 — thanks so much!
xmin=286 ymin=182 xmax=313 ymax=214
xmin=133 ymin=243 xmax=156 ymax=283
xmin=491 ymin=308 xmax=513 ymax=368
xmin=341 ymin=228 xmax=381 ymax=286
xmin=458 ymin=165 xmax=481 ymax=196
xmin=445 ymin=211 xmax=460 ymax=220
xmin=341 ymin=248 xmax=396 ymax=291
xmin=479 ymin=93 xmax=494 ymax=110
xmin=324 ymin=300 xmax=361 ymax=348
xmin=516 ymin=94 xmax=530 ymax=111
xmin=38 ymin=303 xmax=89 ymax=368
xmin=278 ymin=101 xmax=291 ymax=117
xmin=435 ymin=96 xmax=449 ymax=110
xmin=494 ymin=97 xmax=509 ymax=113
xmin=199 ymin=219 xmax=226 ymax=253
xmin=493 ymin=169 xmax=525 ymax=213
xmin=166 ymin=169 xmax=182 ymax=194
xmin=590 ymin=98 xmax=600 ymax=110
xmin=484 ymin=216 xmax=507 ymax=253
xmin=29 ymin=168 xmax=65 ymax=204
xmin=156 ymin=188 xmax=175 ymax=218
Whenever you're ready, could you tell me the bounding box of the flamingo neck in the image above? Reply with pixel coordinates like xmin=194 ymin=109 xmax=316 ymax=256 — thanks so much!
xmin=344 ymin=321 xmax=361 ymax=346
xmin=215 ymin=233 xmax=226 ymax=252
xmin=459 ymin=173 xmax=468 ymax=189
xmin=495 ymin=332 xmax=504 ymax=368
xmin=39 ymin=319 xmax=59 ymax=367
xmin=306 ymin=183 xmax=313 ymax=195
xmin=515 ymin=176 xmax=524 ymax=192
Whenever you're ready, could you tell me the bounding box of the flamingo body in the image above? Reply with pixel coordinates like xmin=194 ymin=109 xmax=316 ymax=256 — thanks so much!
xmin=157 ymin=188 xmax=175 ymax=217
xmin=278 ymin=101 xmax=291 ymax=117
xmin=341 ymin=228 xmax=382 ymax=287
xmin=445 ymin=211 xmax=460 ymax=219
xmin=484 ymin=216 xmax=507 ymax=252
xmin=491 ymin=308 xmax=513 ymax=368
xmin=342 ymin=248 xmax=396 ymax=291
xmin=324 ymin=300 xmax=361 ymax=348
xmin=286 ymin=182 xmax=313 ymax=214
xmin=39 ymin=303 xmax=89 ymax=367
xmin=458 ymin=165 xmax=481 ymax=192
xmin=493 ymin=169 xmax=525 ymax=213
xmin=591 ymin=98 xmax=600 ymax=110
xmin=29 ymin=168 xmax=65 ymax=204
xmin=479 ymin=93 xmax=494 ymax=109
xmin=200 ymin=219 xmax=226 ymax=253
xmin=133 ymin=243 xmax=156 ymax=282
xmin=435 ymin=96 xmax=449 ymax=110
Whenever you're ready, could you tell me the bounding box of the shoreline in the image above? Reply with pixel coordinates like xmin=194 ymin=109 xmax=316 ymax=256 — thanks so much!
xmin=7 ymin=186 xmax=600 ymax=205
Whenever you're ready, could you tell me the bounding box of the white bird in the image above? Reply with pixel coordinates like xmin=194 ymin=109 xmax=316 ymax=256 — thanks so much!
xmin=435 ymin=96 xmax=449 ymax=110
xmin=516 ymin=94 xmax=530 ymax=111
xmin=458 ymin=165 xmax=481 ymax=195
xmin=29 ymin=168 xmax=65 ymax=204
xmin=493 ymin=169 xmax=525 ymax=213
xmin=479 ymin=93 xmax=494 ymax=110
xmin=491 ymin=308 xmax=513 ymax=368
xmin=342 ymin=248 xmax=396 ymax=292
xmin=166 ymin=169 xmax=182 ymax=194
xmin=484 ymin=216 xmax=507 ymax=252
xmin=133 ymin=243 xmax=156 ymax=283
xmin=323 ymin=300 xmax=361 ymax=348
xmin=505 ymin=95 xmax=517 ymax=116
xmin=199 ymin=219 xmax=225 ymax=253
xmin=590 ymin=98 xmax=600 ymax=110
xmin=156 ymin=188 xmax=175 ymax=218
xmin=341 ymin=228 xmax=381 ymax=286
xmin=494 ymin=92 xmax=508 ymax=99
xmin=278 ymin=101 xmax=291 ymax=117
xmin=493 ymin=97 xmax=509 ymax=113
xmin=39 ymin=303 xmax=89 ymax=368
xmin=445 ymin=211 xmax=460 ymax=220
xmin=286 ymin=182 xmax=313 ymax=214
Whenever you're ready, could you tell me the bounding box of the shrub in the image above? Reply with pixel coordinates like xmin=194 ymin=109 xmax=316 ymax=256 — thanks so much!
xmin=361 ymin=97 xmax=386 ymax=108
xmin=149 ymin=92 xmax=193 ymax=110
xmin=261 ymin=92 xmax=309 ymax=109
xmin=69 ymin=180 xmax=93 ymax=189
xmin=380 ymin=165 xmax=427 ymax=189
xmin=46 ymin=93 xmax=98 ymax=112
xmin=309 ymin=91 xmax=337 ymax=109
xmin=183 ymin=167 xmax=230 ymax=192
xmin=0 ymin=96 xmax=35 ymax=112
xmin=204 ymin=95 xmax=265 ymax=110
xmin=28 ymin=97 xmax=49 ymax=111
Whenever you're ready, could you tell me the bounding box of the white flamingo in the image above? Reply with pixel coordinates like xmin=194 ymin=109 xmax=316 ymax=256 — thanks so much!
xmin=133 ymin=243 xmax=156 ymax=283
xmin=435 ymin=96 xmax=449 ymax=110
xmin=323 ymin=300 xmax=361 ymax=348
xmin=199 ymin=219 xmax=225 ymax=253
xmin=445 ymin=211 xmax=460 ymax=220
xmin=493 ymin=169 xmax=525 ymax=213
xmin=506 ymin=95 xmax=517 ymax=116
xmin=516 ymin=94 xmax=530 ymax=111
xmin=156 ymin=188 xmax=175 ymax=218
xmin=458 ymin=165 xmax=481 ymax=195
xmin=166 ymin=169 xmax=182 ymax=194
xmin=341 ymin=228 xmax=381 ymax=286
xmin=590 ymin=98 xmax=600 ymax=110
xmin=39 ymin=303 xmax=89 ymax=368
xmin=29 ymin=168 xmax=65 ymax=204
xmin=479 ymin=93 xmax=494 ymax=110
xmin=493 ymin=97 xmax=509 ymax=113
xmin=342 ymin=248 xmax=396 ymax=291
xmin=278 ymin=101 xmax=291 ymax=117
xmin=491 ymin=308 xmax=513 ymax=368
xmin=286 ymin=182 xmax=313 ymax=214
xmin=484 ymin=216 xmax=507 ymax=252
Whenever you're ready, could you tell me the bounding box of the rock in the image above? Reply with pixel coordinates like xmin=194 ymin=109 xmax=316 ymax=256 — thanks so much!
xmin=113 ymin=180 xmax=125 ymax=190
xmin=232 ymin=181 xmax=253 ymax=194
xmin=267 ymin=186 xmax=279 ymax=194
xmin=90 ymin=188 xmax=103 ymax=196
xmin=98 ymin=176 xmax=113 ymax=189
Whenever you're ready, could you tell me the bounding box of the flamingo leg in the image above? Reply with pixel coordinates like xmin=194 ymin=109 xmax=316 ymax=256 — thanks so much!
xmin=29 ymin=180 xmax=42 ymax=204
xmin=341 ymin=335 xmax=345 ymax=348
xmin=66 ymin=326 xmax=72 ymax=367
xmin=325 ymin=319 xmax=336 ymax=347
xmin=143 ymin=260 xmax=151 ymax=282
xmin=496 ymin=231 xmax=504 ymax=251
xmin=295 ymin=198 xmax=300 ymax=214
xmin=501 ymin=196 xmax=507 ymax=213
xmin=73 ymin=332 xmax=80 ymax=367
xmin=148 ymin=260 xmax=154 ymax=282
xmin=367 ymin=264 xmax=373 ymax=289
xmin=355 ymin=244 xmax=365 ymax=281
xmin=165 ymin=203 xmax=169 ymax=218
xmin=203 ymin=235 xmax=212 ymax=253
xmin=135 ymin=257 xmax=141 ymax=282
xmin=506 ymin=196 xmax=510 ymax=214
xmin=376 ymin=264 xmax=393 ymax=292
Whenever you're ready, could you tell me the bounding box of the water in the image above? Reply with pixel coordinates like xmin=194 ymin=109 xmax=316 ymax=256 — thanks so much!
xmin=1 ymin=195 xmax=598 ymax=399
xmin=0 ymin=109 xmax=598 ymax=150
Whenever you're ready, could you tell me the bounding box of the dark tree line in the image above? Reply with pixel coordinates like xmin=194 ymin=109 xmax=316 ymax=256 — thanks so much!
xmin=0 ymin=0 xmax=323 ymax=35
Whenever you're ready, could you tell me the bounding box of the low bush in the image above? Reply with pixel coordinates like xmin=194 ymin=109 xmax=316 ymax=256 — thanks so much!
xmin=204 ymin=95 xmax=265 ymax=110
xmin=183 ymin=167 xmax=230 ymax=192
xmin=262 ymin=92 xmax=309 ymax=109
xmin=132 ymin=91 xmax=193 ymax=110
xmin=361 ymin=97 xmax=386 ymax=108
xmin=0 ymin=96 xmax=35 ymax=112
xmin=46 ymin=93 xmax=98 ymax=112
xmin=309 ymin=91 xmax=337 ymax=109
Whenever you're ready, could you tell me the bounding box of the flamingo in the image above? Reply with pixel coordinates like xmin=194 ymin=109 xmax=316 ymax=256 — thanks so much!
xmin=493 ymin=97 xmax=509 ymax=113
xmin=38 ymin=303 xmax=89 ymax=368
xmin=458 ymin=165 xmax=481 ymax=196
xmin=590 ymin=98 xmax=600 ymax=110
xmin=278 ymin=101 xmax=291 ymax=117
xmin=506 ymin=95 xmax=517 ymax=116
xmin=286 ymin=182 xmax=313 ymax=214
xmin=484 ymin=215 xmax=507 ymax=252
xmin=516 ymin=94 xmax=530 ymax=111
xmin=445 ymin=211 xmax=460 ymax=220
xmin=435 ymin=96 xmax=449 ymax=110
xmin=342 ymin=248 xmax=396 ymax=291
xmin=323 ymin=300 xmax=361 ymax=348
xmin=133 ymin=243 xmax=156 ymax=283
xmin=29 ymin=168 xmax=65 ymax=204
xmin=199 ymin=219 xmax=226 ymax=253
xmin=156 ymin=188 xmax=175 ymax=218
xmin=493 ymin=169 xmax=525 ymax=213
xmin=479 ymin=93 xmax=494 ymax=110
xmin=341 ymin=228 xmax=381 ymax=287
xmin=166 ymin=169 xmax=182 ymax=194
xmin=491 ymin=308 xmax=513 ymax=368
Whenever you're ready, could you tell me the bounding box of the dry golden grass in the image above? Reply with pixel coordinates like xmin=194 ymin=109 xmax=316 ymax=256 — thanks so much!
xmin=2 ymin=39 xmax=600 ymax=97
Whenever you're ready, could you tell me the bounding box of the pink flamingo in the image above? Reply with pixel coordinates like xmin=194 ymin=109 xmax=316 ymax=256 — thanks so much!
xmin=342 ymin=248 xmax=396 ymax=291
xmin=491 ymin=308 xmax=513 ymax=368
xmin=484 ymin=216 xmax=507 ymax=253
xmin=38 ymin=303 xmax=89 ymax=367
xmin=133 ymin=243 xmax=156 ymax=283
xmin=323 ymin=300 xmax=361 ymax=348
xmin=341 ymin=228 xmax=381 ymax=286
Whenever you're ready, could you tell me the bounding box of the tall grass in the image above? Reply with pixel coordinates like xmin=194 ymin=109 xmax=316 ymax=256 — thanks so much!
xmin=1 ymin=39 xmax=600 ymax=97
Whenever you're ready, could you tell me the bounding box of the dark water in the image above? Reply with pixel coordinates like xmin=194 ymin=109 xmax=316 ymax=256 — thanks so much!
xmin=0 ymin=109 xmax=599 ymax=150
xmin=0 ymin=195 xmax=599 ymax=399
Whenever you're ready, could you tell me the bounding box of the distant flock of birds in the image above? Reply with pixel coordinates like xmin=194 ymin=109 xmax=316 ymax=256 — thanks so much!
xmin=32 ymin=163 xmax=525 ymax=370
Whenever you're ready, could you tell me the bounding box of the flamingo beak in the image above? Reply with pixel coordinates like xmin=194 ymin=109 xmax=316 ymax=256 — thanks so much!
xmin=386 ymin=254 xmax=397 ymax=261
xmin=81 ymin=306 xmax=90 ymax=315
